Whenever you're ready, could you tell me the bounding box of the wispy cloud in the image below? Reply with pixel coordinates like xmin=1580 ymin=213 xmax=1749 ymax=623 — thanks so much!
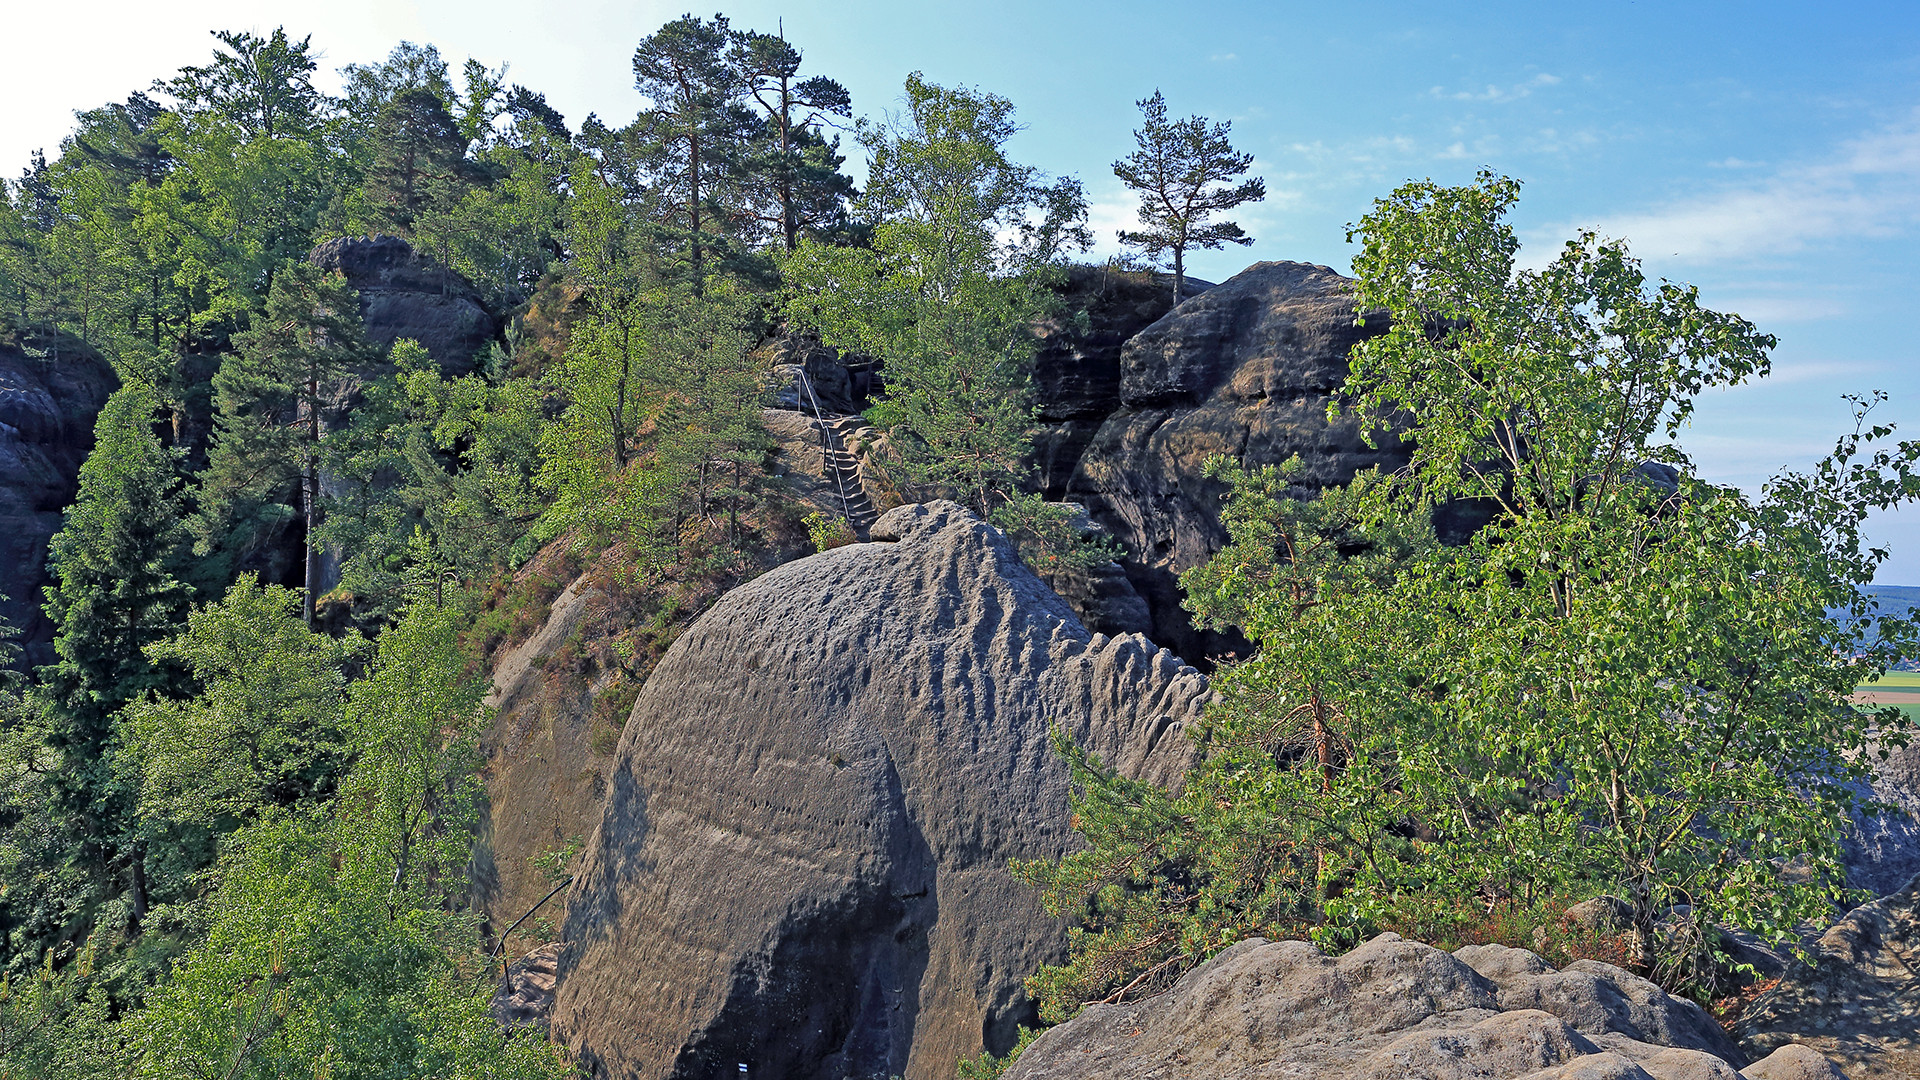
xmin=1430 ymin=72 xmax=1562 ymax=104
xmin=1569 ymin=111 xmax=1920 ymax=262
xmin=1209 ymin=52 xmax=1238 ymax=63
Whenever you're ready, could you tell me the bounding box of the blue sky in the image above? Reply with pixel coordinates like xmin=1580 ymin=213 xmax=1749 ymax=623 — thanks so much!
xmin=9 ymin=1 xmax=1920 ymax=576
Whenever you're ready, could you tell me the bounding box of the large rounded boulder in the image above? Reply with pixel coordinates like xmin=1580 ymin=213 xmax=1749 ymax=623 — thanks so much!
xmin=552 ymin=502 xmax=1207 ymax=1080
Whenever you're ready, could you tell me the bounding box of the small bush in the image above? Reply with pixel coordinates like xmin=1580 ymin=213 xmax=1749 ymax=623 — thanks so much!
xmin=804 ymin=511 xmax=857 ymax=552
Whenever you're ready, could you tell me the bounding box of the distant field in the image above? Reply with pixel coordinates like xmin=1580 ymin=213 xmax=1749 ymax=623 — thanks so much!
xmin=1859 ymin=671 xmax=1920 ymax=689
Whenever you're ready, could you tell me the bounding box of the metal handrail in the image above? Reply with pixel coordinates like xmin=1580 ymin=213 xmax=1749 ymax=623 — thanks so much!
xmin=795 ymin=367 xmax=859 ymax=527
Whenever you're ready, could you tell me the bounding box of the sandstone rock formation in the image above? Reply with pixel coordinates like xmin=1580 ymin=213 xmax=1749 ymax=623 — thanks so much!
xmin=1067 ymin=261 xmax=1409 ymax=663
xmin=307 ymin=235 xmax=496 ymax=373
xmin=1736 ymin=873 xmax=1920 ymax=1079
xmin=475 ymin=577 xmax=615 ymax=960
xmin=0 ymin=338 xmax=116 ymax=663
xmin=552 ymin=501 xmax=1208 ymax=1080
xmin=1029 ymin=265 xmax=1208 ymax=499
xmin=1843 ymin=739 xmax=1920 ymax=900
xmin=1002 ymin=933 xmax=1841 ymax=1080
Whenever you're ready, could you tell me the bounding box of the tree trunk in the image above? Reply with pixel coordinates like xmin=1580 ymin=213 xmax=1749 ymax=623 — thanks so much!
xmin=1172 ymin=246 xmax=1185 ymax=305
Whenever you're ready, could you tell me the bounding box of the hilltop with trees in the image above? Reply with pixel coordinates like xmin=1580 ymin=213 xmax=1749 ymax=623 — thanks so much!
xmin=0 ymin=15 xmax=1913 ymax=1080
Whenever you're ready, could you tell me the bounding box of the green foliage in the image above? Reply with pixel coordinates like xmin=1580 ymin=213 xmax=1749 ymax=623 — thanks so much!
xmin=955 ymin=1024 xmax=1041 ymax=1080
xmin=783 ymin=73 xmax=1087 ymax=527
xmin=1112 ymin=91 xmax=1266 ymax=300
xmin=804 ymin=510 xmax=857 ymax=552
xmin=196 ymin=260 xmax=377 ymax=618
xmin=37 ymin=380 xmax=195 ymax=829
xmin=1023 ymin=174 xmax=1920 ymax=1016
xmin=119 ymin=575 xmax=352 ymax=831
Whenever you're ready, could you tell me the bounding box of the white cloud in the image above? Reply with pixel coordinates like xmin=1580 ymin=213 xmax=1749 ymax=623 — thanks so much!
xmin=1210 ymin=52 xmax=1239 ymax=62
xmin=1565 ymin=111 xmax=1920 ymax=262
xmin=1430 ymin=72 xmax=1562 ymax=104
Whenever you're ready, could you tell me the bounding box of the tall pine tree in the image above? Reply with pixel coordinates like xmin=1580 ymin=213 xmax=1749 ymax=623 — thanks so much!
xmin=36 ymin=379 xmax=194 ymax=920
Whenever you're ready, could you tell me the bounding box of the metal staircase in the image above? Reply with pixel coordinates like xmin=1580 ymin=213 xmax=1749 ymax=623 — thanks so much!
xmin=795 ymin=371 xmax=879 ymax=537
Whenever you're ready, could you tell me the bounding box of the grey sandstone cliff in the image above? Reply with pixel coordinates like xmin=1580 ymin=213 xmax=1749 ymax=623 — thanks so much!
xmin=551 ymin=501 xmax=1208 ymax=1080
xmin=0 ymin=338 xmax=116 ymax=663
xmin=1004 ymin=933 xmax=1842 ymax=1080
xmin=307 ymin=235 xmax=496 ymax=373
xmin=1737 ymin=873 xmax=1920 ymax=1079
xmin=1067 ymin=260 xmax=1409 ymax=662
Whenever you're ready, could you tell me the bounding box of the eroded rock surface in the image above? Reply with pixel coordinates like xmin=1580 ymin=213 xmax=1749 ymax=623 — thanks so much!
xmin=1737 ymin=874 xmax=1920 ymax=1079
xmin=1029 ymin=265 xmax=1207 ymax=499
xmin=1843 ymin=739 xmax=1920 ymax=900
xmin=552 ymin=501 xmax=1207 ymax=1080
xmin=0 ymin=339 xmax=116 ymax=664
xmin=1067 ymin=261 xmax=1408 ymax=662
xmin=308 ymin=235 xmax=496 ymax=373
xmin=1003 ymin=934 xmax=1839 ymax=1080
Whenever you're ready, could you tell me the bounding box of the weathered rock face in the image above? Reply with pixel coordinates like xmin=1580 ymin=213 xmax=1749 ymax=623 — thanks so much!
xmin=1737 ymin=873 xmax=1920 ymax=1079
xmin=1843 ymin=739 xmax=1920 ymax=900
xmin=552 ymin=501 xmax=1207 ymax=1080
xmin=0 ymin=339 xmax=117 ymax=664
xmin=307 ymin=235 xmax=496 ymax=373
xmin=1029 ymin=266 xmax=1207 ymax=499
xmin=1067 ymin=261 xmax=1408 ymax=663
xmin=1004 ymin=933 xmax=1840 ymax=1080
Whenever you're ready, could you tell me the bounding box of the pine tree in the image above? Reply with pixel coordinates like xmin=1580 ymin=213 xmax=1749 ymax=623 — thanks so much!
xmin=363 ymin=87 xmax=468 ymax=236
xmin=630 ymin=14 xmax=759 ymax=292
xmin=198 ymin=262 xmax=375 ymax=624
xmin=36 ymin=379 xmax=194 ymax=920
xmin=731 ymin=28 xmax=855 ymax=250
xmin=1113 ymin=91 xmax=1266 ymax=302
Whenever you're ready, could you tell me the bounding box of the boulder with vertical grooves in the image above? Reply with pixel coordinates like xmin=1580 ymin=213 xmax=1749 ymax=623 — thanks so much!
xmin=551 ymin=501 xmax=1207 ymax=1080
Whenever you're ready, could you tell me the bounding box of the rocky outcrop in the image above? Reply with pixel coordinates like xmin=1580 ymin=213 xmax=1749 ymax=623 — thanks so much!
xmin=1067 ymin=261 xmax=1408 ymax=663
xmin=552 ymin=502 xmax=1208 ymax=1080
xmin=1003 ymin=933 xmax=1841 ymax=1080
xmin=0 ymin=338 xmax=116 ymax=664
xmin=1843 ymin=739 xmax=1920 ymax=900
xmin=1737 ymin=874 xmax=1920 ymax=1079
xmin=474 ymin=576 xmax=614 ymax=961
xmin=1029 ymin=266 xmax=1208 ymax=499
xmin=307 ymin=235 xmax=496 ymax=373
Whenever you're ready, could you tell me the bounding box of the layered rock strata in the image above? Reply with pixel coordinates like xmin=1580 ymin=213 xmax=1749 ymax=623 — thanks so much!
xmin=552 ymin=501 xmax=1207 ymax=1080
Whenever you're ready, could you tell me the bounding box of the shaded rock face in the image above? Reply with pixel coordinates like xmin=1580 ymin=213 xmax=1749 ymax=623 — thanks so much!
xmin=1737 ymin=873 xmax=1920 ymax=1079
xmin=1004 ymin=933 xmax=1838 ymax=1080
xmin=307 ymin=235 xmax=496 ymax=373
xmin=1029 ymin=266 xmax=1207 ymax=499
xmin=473 ymin=578 xmax=614 ymax=962
xmin=1068 ymin=261 xmax=1409 ymax=664
xmin=552 ymin=502 xmax=1206 ymax=1080
xmin=0 ymin=340 xmax=117 ymax=664
xmin=1842 ymin=739 xmax=1920 ymax=900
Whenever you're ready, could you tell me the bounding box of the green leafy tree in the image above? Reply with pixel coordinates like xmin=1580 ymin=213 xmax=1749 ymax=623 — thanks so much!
xmin=782 ymin=74 xmax=1088 ymax=523
xmin=119 ymin=593 xmax=570 ymax=1079
xmin=197 ymin=261 xmax=376 ymax=623
xmin=1022 ymin=172 xmax=1920 ymax=1010
xmin=1112 ymin=90 xmax=1265 ymax=302
xmin=118 ymin=575 xmax=351 ymax=833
